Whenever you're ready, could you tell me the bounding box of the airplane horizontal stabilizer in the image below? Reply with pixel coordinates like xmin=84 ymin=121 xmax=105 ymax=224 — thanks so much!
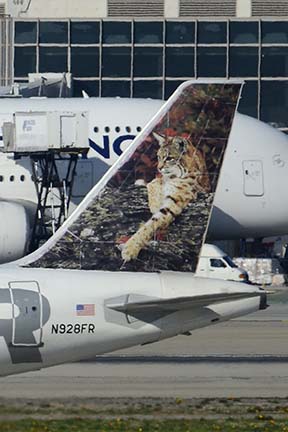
xmin=21 ymin=80 xmax=243 ymax=272
xmin=106 ymin=291 xmax=261 ymax=314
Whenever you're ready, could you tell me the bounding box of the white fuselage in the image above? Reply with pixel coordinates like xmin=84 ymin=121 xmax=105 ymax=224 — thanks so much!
xmin=0 ymin=97 xmax=286 ymax=249
xmin=0 ymin=267 xmax=264 ymax=377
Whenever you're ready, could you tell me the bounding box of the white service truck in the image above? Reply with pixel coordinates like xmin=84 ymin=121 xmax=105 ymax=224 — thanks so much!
xmin=197 ymin=243 xmax=249 ymax=282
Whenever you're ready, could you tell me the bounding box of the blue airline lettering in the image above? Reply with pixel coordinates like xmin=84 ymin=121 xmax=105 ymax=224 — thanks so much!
xmin=89 ymin=134 xmax=135 ymax=159
xmin=113 ymin=135 xmax=135 ymax=156
xmin=89 ymin=136 xmax=110 ymax=159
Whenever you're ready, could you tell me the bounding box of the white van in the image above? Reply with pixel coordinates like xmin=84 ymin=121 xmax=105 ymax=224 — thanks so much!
xmin=196 ymin=243 xmax=249 ymax=282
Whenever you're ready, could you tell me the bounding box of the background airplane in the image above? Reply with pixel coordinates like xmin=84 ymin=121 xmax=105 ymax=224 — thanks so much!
xmin=0 ymin=81 xmax=267 ymax=377
xmin=0 ymin=88 xmax=287 ymax=262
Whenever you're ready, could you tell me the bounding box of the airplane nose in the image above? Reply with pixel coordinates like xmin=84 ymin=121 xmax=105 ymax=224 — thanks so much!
xmin=259 ymin=289 xmax=268 ymax=310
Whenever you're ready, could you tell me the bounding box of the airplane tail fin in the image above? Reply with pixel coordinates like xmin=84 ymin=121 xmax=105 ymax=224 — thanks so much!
xmin=20 ymin=80 xmax=242 ymax=272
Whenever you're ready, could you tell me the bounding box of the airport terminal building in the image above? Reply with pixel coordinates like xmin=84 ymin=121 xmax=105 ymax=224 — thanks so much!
xmin=0 ymin=0 xmax=287 ymax=130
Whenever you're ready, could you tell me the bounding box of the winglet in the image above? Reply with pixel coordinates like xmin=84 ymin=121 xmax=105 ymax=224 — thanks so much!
xmin=20 ymin=80 xmax=243 ymax=272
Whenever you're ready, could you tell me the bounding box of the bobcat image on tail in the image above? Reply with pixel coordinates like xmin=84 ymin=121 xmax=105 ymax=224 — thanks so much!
xmin=23 ymin=81 xmax=241 ymax=272
xmin=121 ymin=133 xmax=211 ymax=262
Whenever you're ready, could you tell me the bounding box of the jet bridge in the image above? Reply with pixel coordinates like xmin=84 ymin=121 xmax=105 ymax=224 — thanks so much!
xmin=2 ymin=110 xmax=89 ymax=252
xmin=0 ymin=73 xmax=71 ymax=98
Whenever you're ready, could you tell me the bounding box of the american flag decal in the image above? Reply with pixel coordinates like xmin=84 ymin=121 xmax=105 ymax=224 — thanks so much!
xmin=76 ymin=304 xmax=95 ymax=316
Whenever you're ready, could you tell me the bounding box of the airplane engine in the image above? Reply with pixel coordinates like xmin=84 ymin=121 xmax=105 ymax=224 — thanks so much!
xmin=0 ymin=202 xmax=30 ymax=263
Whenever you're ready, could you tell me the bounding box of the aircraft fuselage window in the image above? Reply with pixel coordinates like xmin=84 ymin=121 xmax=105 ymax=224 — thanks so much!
xmin=136 ymin=126 xmax=142 ymax=132
xmin=210 ymin=258 xmax=227 ymax=268
xmin=10 ymin=175 xmax=14 ymax=182
xmin=115 ymin=126 xmax=120 ymax=132
xmin=105 ymin=126 xmax=110 ymax=133
xmin=20 ymin=175 xmax=25 ymax=182
xmin=126 ymin=126 xmax=131 ymax=132
xmin=94 ymin=126 xmax=99 ymax=133
xmin=0 ymin=175 xmax=3 ymax=182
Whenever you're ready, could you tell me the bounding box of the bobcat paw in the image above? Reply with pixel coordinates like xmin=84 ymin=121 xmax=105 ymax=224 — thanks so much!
xmin=121 ymin=243 xmax=140 ymax=262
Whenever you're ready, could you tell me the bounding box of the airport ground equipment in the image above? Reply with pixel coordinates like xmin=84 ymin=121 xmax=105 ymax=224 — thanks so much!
xmin=2 ymin=110 xmax=89 ymax=251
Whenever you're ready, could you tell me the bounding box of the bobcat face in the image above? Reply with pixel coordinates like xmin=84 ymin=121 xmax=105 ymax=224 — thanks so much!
xmin=154 ymin=133 xmax=198 ymax=178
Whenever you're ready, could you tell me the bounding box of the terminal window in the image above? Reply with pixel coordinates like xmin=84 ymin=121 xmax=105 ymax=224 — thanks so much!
xmin=12 ymin=18 xmax=288 ymax=130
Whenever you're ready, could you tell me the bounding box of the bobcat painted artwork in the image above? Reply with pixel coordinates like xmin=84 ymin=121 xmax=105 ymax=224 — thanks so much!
xmin=25 ymin=81 xmax=242 ymax=272
xmin=120 ymin=133 xmax=210 ymax=262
